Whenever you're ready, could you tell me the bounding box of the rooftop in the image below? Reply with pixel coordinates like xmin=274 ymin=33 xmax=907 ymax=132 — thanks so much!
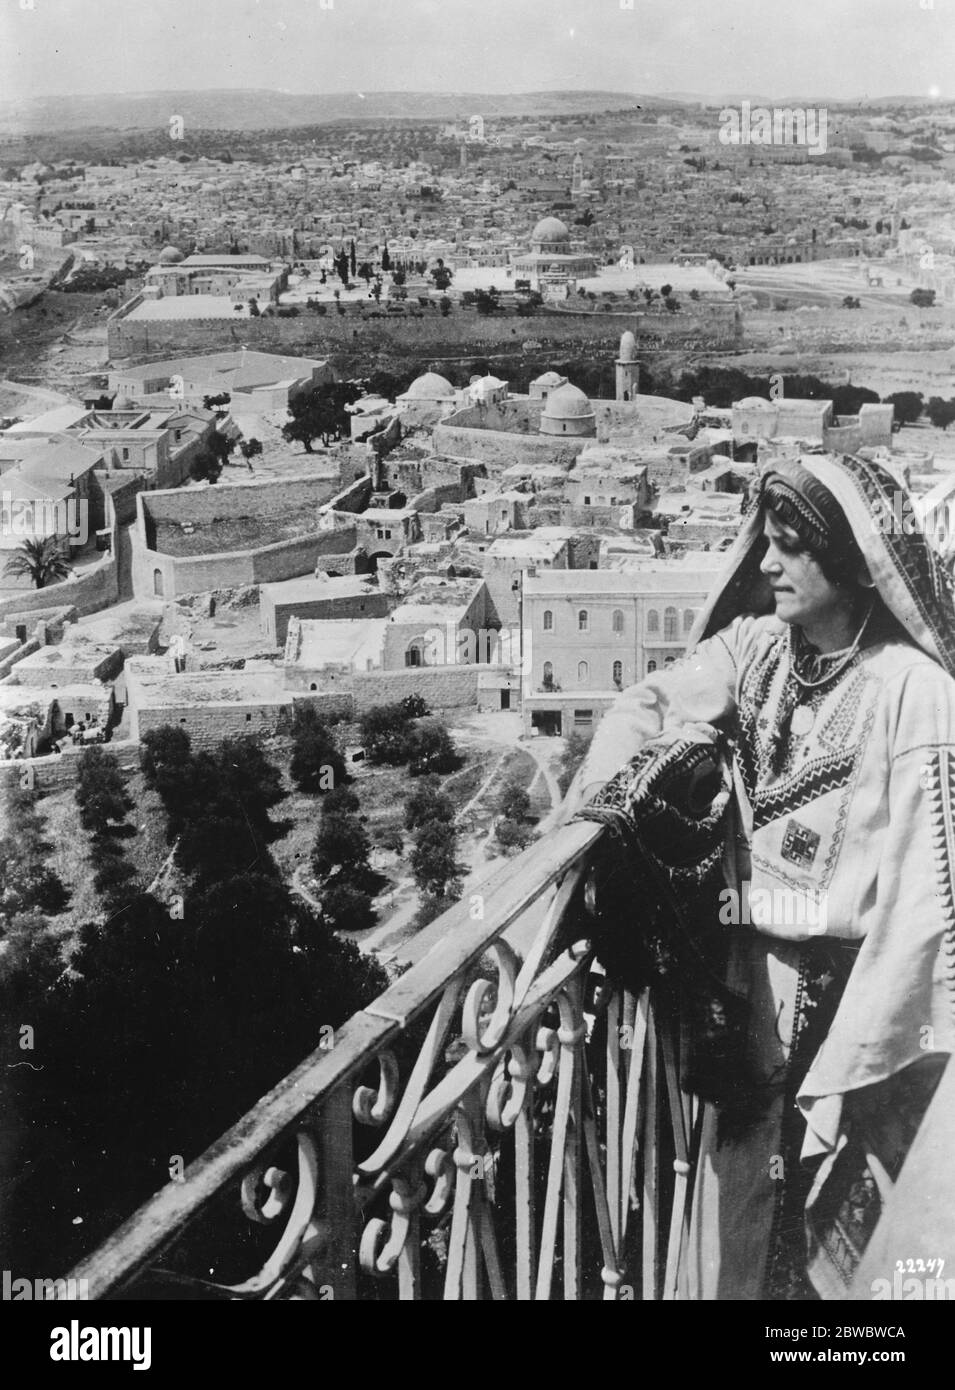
xmin=524 ymin=567 xmax=720 ymax=596
xmin=284 ymin=617 xmax=387 ymax=670
xmin=261 ymin=575 xmax=376 ymax=605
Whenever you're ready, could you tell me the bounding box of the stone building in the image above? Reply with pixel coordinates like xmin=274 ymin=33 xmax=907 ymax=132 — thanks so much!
xmin=521 ymin=566 xmax=721 ymax=737
xmin=259 ymin=574 xmax=392 ymax=646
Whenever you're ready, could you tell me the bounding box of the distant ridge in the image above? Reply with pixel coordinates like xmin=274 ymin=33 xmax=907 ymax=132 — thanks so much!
xmin=0 ymin=89 xmax=662 ymax=134
xmin=0 ymin=88 xmax=945 ymax=135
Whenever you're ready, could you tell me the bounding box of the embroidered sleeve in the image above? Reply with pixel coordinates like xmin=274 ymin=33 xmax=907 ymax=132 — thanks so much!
xmin=559 ymin=615 xmax=753 ymax=817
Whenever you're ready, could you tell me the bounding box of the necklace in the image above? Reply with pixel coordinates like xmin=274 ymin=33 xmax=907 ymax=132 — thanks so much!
xmin=788 ymin=600 xmax=876 ymax=692
xmin=770 ymin=600 xmax=876 ymax=759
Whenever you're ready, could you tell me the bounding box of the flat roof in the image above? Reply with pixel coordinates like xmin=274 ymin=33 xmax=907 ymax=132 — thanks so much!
xmin=8 ymin=405 xmax=90 ymax=435
xmin=126 ymin=298 xmax=258 ymax=321
xmin=113 ymin=350 xmax=328 ymax=382
xmin=126 ymin=666 xmax=290 ymax=706
xmin=285 ymin=618 xmax=387 ymax=668
xmin=523 ymin=568 xmax=718 ymax=596
xmin=261 ymin=575 xmax=375 ymax=605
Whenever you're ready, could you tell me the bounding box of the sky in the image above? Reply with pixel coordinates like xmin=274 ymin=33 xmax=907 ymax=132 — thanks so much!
xmin=1 ymin=0 xmax=952 ymax=106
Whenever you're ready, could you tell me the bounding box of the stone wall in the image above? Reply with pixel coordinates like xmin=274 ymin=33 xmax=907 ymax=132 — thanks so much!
xmin=133 ymin=477 xmax=356 ymax=598
xmin=432 ymin=423 xmax=588 ymax=472
xmin=262 ymin=588 xmax=393 ymax=646
xmin=313 ymin=543 xmax=367 ymax=577
xmin=349 ymin=664 xmax=497 ymax=713
xmin=0 ymin=739 xmax=139 ymax=793
xmin=135 ymin=527 xmax=358 ymax=600
xmin=134 ymin=699 xmax=293 ymax=748
xmin=0 ymin=542 xmax=119 ymax=622
xmin=141 ymin=475 xmax=338 ymax=536
xmin=290 ymin=691 xmax=355 ymax=722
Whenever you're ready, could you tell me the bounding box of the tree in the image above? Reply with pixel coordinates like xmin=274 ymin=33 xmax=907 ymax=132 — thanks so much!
xmin=360 ymin=702 xmax=415 ymax=765
xmin=0 ymin=784 xmax=69 ymax=927
xmin=405 ymin=776 xmax=454 ymax=831
xmin=323 ymin=784 xmax=361 ymax=816
xmin=475 ymin=287 xmax=502 ymax=316
xmin=239 ymin=438 xmax=263 ymax=462
xmin=407 ymin=719 xmax=462 ymax=777
xmin=357 ymin=261 xmax=374 ymax=284
xmin=350 ymin=239 xmax=357 ymax=277
xmin=926 ymin=397 xmax=955 ymax=430
xmin=290 ymin=708 xmax=347 ymax=794
xmin=883 ymin=391 xmax=924 ymax=427
xmin=910 ymin=288 xmax=936 ymax=308
xmin=189 ymin=449 xmax=223 ymax=483
xmin=3 ymin=536 xmax=70 ymax=589
xmin=381 ymin=243 xmax=391 ymax=271
xmin=76 ymin=747 xmax=132 ymax=835
xmin=320 ymin=882 xmax=376 ymax=933
xmin=312 ymin=812 xmax=371 ymax=879
xmin=282 ymin=382 xmax=363 ymax=452
xmin=496 ymin=778 xmax=531 ymax=824
xmin=411 ymin=819 xmax=462 ymax=899
xmin=440 ymin=295 xmax=452 ymax=316
xmin=430 ymin=260 xmax=453 ymax=292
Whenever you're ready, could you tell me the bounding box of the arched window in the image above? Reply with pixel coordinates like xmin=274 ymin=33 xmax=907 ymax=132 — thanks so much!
xmin=153 ymin=568 xmax=164 ymax=597
xmin=612 ymin=609 xmax=624 ymax=634
xmin=664 ymin=607 xmax=678 ymax=642
xmin=612 ymin=660 xmax=623 ymax=686
xmin=684 ymin=609 xmax=695 ymax=632
xmin=406 ymin=643 xmax=422 ymax=668
xmin=578 ymin=609 xmax=589 ymax=632
xmin=578 ymin=661 xmax=589 ymax=683
xmin=647 ymin=609 xmax=659 ymax=634
xmin=543 ymin=610 xmax=553 ymax=631
xmin=543 ymin=661 xmax=554 ymax=690
xmin=647 ymin=660 xmax=657 ymax=674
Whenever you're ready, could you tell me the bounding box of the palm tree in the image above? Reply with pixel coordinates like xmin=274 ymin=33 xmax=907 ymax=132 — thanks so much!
xmin=3 ymin=536 xmax=71 ymax=589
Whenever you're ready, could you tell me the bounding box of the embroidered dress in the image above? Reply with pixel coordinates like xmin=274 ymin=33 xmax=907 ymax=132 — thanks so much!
xmin=569 ymin=454 xmax=955 ymax=1299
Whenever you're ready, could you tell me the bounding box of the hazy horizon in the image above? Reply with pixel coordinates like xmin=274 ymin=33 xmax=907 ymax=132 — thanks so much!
xmin=1 ymin=0 xmax=952 ymax=108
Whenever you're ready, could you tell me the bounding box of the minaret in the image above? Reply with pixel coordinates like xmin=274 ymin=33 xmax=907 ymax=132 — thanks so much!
xmin=572 ymin=152 xmax=584 ymax=197
xmin=615 ymin=330 xmax=639 ymax=402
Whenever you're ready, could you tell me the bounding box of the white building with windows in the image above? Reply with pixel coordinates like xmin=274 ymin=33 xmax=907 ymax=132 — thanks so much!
xmin=520 ymin=567 xmax=719 ymax=738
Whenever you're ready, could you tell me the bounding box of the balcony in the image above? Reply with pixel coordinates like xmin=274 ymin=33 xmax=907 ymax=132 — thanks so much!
xmin=63 ymin=818 xmax=954 ymax=1301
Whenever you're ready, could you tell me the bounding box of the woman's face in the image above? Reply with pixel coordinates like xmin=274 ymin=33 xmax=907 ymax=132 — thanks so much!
xmin=758 ymin=510 xmax=851 ymax=629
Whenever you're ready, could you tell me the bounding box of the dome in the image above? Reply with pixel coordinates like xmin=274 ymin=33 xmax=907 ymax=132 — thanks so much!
xmin=618 ymin=331 xmax=637 ymax=363
xmin=737 ymin=396 xmax=775 ymax=410
xmin=532 ymin=371 xmax=565 ymax=387
xmin=542 ymin=383 xmax=593 ymax=418
xmin=159 ymin=245 xmax=184 ymax=265
xmin=531 ymin=216 xmax=570 ymax=245
xmin=403 ymin=371 xmax=456 ymax=400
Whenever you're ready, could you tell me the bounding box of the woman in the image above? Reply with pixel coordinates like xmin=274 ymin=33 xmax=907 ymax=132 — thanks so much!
xmin=564 ymin=453 xmax=955 ymax=1299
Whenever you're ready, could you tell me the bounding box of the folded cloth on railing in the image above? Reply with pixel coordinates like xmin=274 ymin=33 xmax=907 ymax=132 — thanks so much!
xmin=574 ymin=731 xmax=764 ymax=1135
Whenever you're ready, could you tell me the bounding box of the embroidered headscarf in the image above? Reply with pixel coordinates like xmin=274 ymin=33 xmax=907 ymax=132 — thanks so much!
xmin=688 ymin=453 xmax=955 ymax=681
